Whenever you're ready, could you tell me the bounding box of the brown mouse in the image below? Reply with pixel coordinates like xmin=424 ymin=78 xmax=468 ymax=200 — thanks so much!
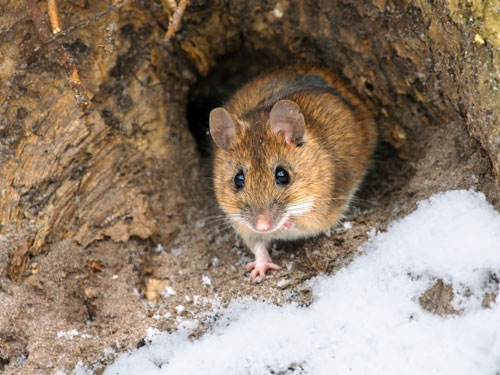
xmin=209 ymin=66 xmax=377 ymax=281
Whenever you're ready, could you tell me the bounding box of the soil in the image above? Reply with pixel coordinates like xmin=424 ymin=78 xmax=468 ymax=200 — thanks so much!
xmin=1 ymin=102 xmax=499 ymax=374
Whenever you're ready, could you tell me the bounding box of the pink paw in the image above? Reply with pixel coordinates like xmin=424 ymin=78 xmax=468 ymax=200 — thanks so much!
xmin=245 ymin=261 xmax=280 ymax=282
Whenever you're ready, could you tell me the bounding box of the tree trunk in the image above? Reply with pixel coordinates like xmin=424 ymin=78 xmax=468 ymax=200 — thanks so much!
xmin=1 ymin=0 xmax=499 ymax=281
xmin=1 ymin=0 xmax=199 ymax=280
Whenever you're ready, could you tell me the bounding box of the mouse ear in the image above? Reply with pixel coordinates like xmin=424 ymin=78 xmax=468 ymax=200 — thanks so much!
xmin=209 ymin=107 xmax=236 ymax=151
xmin=269 ymin=99 xmax=305 ymax=145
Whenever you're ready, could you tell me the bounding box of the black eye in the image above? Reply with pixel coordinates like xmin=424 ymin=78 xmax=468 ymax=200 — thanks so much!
xmin=275 ymin=166 xmax=290 ymax=185
xmin=234 ymin=171 xmax=245 ymax=190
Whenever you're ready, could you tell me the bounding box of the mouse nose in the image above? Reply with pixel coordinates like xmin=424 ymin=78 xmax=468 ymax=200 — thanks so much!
xmin=255 ymin=214 xmax=271 ymax=232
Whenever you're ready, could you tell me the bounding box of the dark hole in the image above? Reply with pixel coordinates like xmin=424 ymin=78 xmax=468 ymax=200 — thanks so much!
xmin=0 ymin=356 xmax=9 ymax=370
xmin=356 ymin=139 xmax=404 ymax=206
xmin=186 ymin=49 xmax=283 ymax=157
xmin=364 ymin=81 xmax=374 ymax=92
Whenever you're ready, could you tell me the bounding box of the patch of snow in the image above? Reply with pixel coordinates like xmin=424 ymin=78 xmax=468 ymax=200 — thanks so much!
xmin=58 ymin=329 xmax=94 ymax=340
xmin=162 ymin=286 xmax=177 ymax=297
xmin=202 ymin=275 xmax=212 ymax=286
xmin=171 ymin=248 xmax=183 ymax=256
xmin=57 ymin=329 xmax=80 ymax=339
xmin=102 ymin=190 xmax=500 ymax=375
xmin=211 ymin=256 xmax=220 ymax=267
xmin=73 ymin=361 xmax=93 ymax=375
xmin=152 ymin=311 xmax=171 ymax=320
xmin=153 ymin=243 xmax=165 ymax=253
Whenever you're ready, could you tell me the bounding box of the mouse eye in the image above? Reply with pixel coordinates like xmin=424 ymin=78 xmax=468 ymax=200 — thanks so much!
xmin=275 ymin=166 xmax=290 ymax=186
xmin=234 ymin=171 xmax=245 ymax=190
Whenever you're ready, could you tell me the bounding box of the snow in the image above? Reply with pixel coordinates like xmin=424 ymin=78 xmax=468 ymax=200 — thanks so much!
xmin=57 ymin=329 xmax=80 ymax=339
xmin=102 ymin=190 xmax=500 ymax=375
xmin=162 ymin=286 xmax=177 ymax=297
xmin=153 ymin=243 xmax=165 ymax=253
xmin=202 ymin=275 xmax=212 ymax=286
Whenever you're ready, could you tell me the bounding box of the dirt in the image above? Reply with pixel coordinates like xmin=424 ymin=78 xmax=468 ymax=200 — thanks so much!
xmin=1 ymin=98 xmax=499 ymax=374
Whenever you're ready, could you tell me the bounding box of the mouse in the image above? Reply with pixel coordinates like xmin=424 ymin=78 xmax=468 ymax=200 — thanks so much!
xmin=209 ymin=65 xmax=378 ymax=281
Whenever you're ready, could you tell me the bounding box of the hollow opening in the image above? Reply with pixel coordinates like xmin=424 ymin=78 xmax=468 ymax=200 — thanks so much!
xmin=186 ymin=48 xmax=403 ymax=197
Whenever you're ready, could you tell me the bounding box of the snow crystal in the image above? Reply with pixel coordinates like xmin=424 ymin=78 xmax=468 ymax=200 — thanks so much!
xmin=153 ymin=243 xmax=165 ymax=253
xmin=211 ymin=256 xmax=220 ymax=267
xmin=202 ymin=275 xmax=212 ymax=286
xmin=102 ymin=190 xmax=500 ymax=375
xmin=171 ymin=248 xmax=182 ymax=256
xmin=57 ymin=329 xmax=80 ymax=339
xmin=162 ymin=286 xmax=177 ymax=297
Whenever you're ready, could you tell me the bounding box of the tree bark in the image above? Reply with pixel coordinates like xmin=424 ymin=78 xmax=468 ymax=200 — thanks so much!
xmin=1 ymin=0 xmax=198 ymax=280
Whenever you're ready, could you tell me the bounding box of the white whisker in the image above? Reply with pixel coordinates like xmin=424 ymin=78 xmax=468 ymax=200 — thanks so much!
xmin=286 ymin=199 xmax=315 ymax=215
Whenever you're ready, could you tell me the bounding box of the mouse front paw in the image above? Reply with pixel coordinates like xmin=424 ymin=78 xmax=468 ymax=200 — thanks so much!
xmin=245 ymin=260 xmax=280 ymax=282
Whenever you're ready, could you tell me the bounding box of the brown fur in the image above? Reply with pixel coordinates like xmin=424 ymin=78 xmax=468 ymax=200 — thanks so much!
xmin=211 ymin=66 xmax=377 ymax=275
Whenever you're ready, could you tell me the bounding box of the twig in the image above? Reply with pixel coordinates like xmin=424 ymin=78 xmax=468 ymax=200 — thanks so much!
xmin=36 ymin=0 xmax=137 ymax=52
xmin=166 ymin=0 xmax=178 ymax=10
xmin=164 ymin=0 xmax=188 ymax=42
xmin=26 ymin=0 xmax=89 ymax=108
xmin=47 ymin=0 xmax=61 ymax=34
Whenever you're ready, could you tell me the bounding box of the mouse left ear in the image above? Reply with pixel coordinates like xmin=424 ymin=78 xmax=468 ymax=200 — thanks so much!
xmin=209 ymin=107 xmax=236 ymax=151
xmin=269 ymin=99 xmax=305 ymax=145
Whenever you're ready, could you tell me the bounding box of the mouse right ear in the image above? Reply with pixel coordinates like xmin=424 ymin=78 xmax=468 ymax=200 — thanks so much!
xmin=209 ymin=107 xmax=236 ymax=151
xmin=269 ymin=100 xmax=305 ymax=145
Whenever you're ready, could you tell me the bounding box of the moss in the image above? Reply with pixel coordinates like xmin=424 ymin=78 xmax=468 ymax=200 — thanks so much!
xmin=445 ymin=0 xmax=500 ymax=50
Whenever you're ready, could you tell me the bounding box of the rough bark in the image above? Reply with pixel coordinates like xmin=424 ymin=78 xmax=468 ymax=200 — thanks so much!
xmin=1 ymin=0 xmax=499 ymax=280
xmin=1 ymin=0 xmax=198 ymax=280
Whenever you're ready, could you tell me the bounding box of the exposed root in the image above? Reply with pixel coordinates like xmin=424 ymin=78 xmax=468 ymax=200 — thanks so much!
xmin=47 ymin=0 xmax=62 ymax=34
xmin=164 ymin=0 xmax=188 ymax=42
xmin=27 ymin=0 xmax=91 ymax=108
xmin=36 ymin=0 xmax=137 ymax=52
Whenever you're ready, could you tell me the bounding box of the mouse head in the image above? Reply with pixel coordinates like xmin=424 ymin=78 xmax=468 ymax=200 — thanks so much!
xmin=210 ymin=100 xmax=331 ymax=234
xmin=210 ymin=100 xmax=305 ymax=150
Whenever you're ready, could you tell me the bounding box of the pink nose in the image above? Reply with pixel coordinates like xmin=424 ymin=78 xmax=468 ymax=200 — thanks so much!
xmin=255 ymin=215 xmax=271 ymax=232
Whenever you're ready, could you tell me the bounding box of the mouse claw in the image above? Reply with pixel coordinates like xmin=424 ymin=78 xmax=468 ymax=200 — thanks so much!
xmin=246 ymin=261 xmax=281 ymax=282
xmin=245 ymin=262 xmax=256 ymax=272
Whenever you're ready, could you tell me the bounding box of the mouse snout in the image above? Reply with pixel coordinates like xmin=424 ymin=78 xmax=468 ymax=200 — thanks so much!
xmin=244 ymin=200 xmax=285 ymax=233
xmin=255 ymin=214 xmax=272 ymax=232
